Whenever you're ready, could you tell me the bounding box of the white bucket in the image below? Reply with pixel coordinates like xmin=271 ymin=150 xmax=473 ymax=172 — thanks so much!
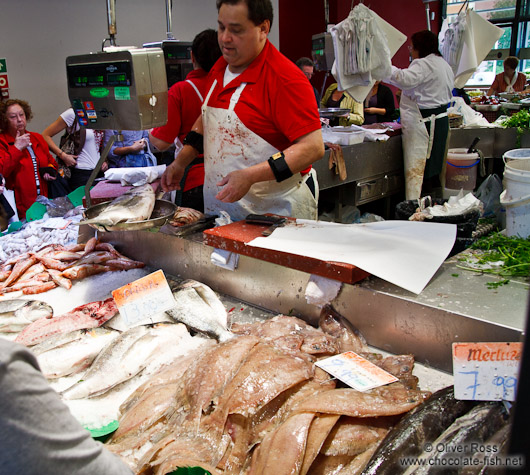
xmin=445 ymin=148 xmax=480 ymax=191
xmin=500 ymin=159 xmax=530 ymax=238
xmin=503 ymin=148 xmax=530 ymax=164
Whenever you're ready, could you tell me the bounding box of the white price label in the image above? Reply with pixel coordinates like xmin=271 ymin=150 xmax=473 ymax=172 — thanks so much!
xmin=453 ymin=342 xmax=522 ymax=401
xmin=112 ymin=270 xmax=175 ymax=326
xmin=316 ymin=351 xmax=398 ymax=392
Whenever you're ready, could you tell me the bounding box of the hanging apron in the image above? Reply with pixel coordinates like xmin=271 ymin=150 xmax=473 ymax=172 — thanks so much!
xmin=400 ymin=94 xmax=448 ymax=199
xmin=202 ymin=80 xmax=318 ymax=221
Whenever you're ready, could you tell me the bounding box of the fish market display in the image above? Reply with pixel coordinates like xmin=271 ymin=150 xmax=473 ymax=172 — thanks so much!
xmin=79 ymin=184 xmax=156 ymax=227
xmin=0 ymin=240 xmax=144 ymax=295
xmin=107 ymin=307 xmax=431 ymax=474
xmin=0 ymin=216 xmax=79 ymax=263
xmin=15 ymin=297 xmax=119 ymax=346
xmin=0 ymin=299 xmax=54 ymax=333
xmin=166 ymin=279 xmax=232 ymax=342
xmin=169 ymin=206 xmax=204 ymax=227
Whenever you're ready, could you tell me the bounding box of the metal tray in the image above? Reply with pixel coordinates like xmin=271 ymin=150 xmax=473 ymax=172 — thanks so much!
xmin=319 ymin=107 xmax=351 ymax=118
xmin=82 ymin=199 xmax=177 ymax=232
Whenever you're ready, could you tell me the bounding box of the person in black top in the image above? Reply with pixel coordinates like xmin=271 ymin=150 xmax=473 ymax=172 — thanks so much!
xmin=295 ymin=57 xmax=321 ymax=108
xmin=363 ymin=81 xmax=396 ymax=124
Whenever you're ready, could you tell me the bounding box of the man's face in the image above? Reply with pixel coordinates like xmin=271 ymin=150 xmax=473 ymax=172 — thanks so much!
xmin=218 ymin=2 xmax=269 ymax=73
xmin=301 ymin=65 xmax=314 ymax=81
xmin=6 ymin=104 xmax=26 ymax=135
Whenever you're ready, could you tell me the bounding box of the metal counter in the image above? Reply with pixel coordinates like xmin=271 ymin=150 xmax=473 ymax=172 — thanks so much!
xmin=448 ymin=127 xmax=529 ymax=159
xmin=95 ymin=228 xmax=526 ymax=374
xmin=313 ymin=135 xmax=404 ymax=220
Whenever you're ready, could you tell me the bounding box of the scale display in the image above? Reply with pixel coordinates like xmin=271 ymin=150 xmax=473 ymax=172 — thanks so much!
xmin=66 ymin=49 xmax=167 ymax=130
xmin=68 ymin=61 xmax=132 ymax=88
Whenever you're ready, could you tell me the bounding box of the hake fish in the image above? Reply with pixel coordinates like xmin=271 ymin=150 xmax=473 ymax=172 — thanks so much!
xmin=34 ymin=327 xmax=120 ymax=379
xmin=165 ymin=279 xmax=232 ymax=342
xmin=79 ymin=184 xmax=156 ymax=227
xmin=61 ymin=325 xmax=157 ymax=400
xmin=0 ymin=299 xmax=54 ymax=333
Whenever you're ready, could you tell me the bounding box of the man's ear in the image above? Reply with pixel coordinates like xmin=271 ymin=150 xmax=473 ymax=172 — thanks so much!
xmin=260 ymin=19 xmax=270 ymax=37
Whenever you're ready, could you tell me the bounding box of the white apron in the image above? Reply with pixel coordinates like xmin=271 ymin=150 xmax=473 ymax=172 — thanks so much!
xmin=400 ymin=94 xmax=447 ymax=200
xmin=202 ymin=80 xmax=318 ymax=221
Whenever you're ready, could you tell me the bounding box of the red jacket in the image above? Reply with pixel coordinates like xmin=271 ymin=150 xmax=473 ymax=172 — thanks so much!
xmin=0 ymin=131 xmax=57 ymax=219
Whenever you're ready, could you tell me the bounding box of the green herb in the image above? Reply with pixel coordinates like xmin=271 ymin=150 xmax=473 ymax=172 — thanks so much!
xmin=456 ymin=232 xmax=530 ymax=287
xmin=451 ymin=273 xmax=459 ymax=277
xmin=501 ymin=109 xmax=530 ymax=147
xmin=486 ymin=279 xmax=510 ymax=289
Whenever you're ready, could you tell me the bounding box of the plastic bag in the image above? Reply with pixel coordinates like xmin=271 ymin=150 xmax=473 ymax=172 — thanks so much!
xmin=473 ymin=174 xmax=503 ymax=218
xmin=36 ymin=195 xmax=74 ymax=218
xmin=448 ymin=96 xmax=493 ymax=127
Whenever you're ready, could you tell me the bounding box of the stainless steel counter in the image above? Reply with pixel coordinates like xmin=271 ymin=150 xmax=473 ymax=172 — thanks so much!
xmin=448 ymin=127 xmax=529 ymax=158
xmin=313 ymin=135 xmax=404 ymax=220
xmin=95 ymin=228 xmax=526 ymax=374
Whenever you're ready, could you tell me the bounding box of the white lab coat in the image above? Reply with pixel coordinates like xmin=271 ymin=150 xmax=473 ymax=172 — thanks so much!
xmin=387 ymin=55 xmax=454 ymax=199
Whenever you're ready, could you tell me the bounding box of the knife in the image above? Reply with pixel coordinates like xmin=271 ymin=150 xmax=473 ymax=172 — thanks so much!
xmin=245 ymin=214 xmax=287 ymax=236
xmin=171 ymin=215 xmax=218 ymax=237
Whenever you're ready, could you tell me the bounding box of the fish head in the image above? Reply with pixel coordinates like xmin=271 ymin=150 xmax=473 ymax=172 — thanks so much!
xmin=20 ymin=300 xmax=54 ymax=321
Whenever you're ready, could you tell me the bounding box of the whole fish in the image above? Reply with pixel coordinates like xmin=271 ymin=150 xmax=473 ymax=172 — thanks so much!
xmin=61 ymin=325 xmax=156 ymax=399
xmin=15 ymin=297 xmax=118 ymax=346
xmin=35 ymin=327 xmax=120 ymax=379
xmin=0 ymin=299 xmax=54 ymax=332
xmin=166 ymin=279 xmax=232 ymax=342
xmin=402 ymin=402 xmax=509 ymax=474
xmin=362 ymin=386 xmax=476 ymax=475
xmin=79 ymin=184 xmax=156 ymax=227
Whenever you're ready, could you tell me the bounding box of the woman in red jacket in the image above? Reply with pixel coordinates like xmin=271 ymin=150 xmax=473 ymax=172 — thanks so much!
xmin=0 ymin=99 xmax=58 ymax=220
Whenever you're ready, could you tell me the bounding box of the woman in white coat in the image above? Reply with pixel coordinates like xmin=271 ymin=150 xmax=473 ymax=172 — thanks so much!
xmin=386 ymin=30 xmax=454 ymax=199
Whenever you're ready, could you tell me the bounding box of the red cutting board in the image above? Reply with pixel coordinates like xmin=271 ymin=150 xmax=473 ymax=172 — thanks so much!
xmin=203 ymin=220 xmax=370 ymax=284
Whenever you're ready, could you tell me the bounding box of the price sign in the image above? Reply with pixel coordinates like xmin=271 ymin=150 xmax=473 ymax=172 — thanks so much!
xmin=453 ymin=342 xmax=522 ymax=402
xmin=316 ymin=351 xmax=398 ymax=392
xmin=112 ymin=270 xmax=175 ymax=326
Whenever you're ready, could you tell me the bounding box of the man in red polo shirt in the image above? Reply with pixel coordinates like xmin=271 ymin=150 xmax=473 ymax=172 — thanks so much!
xmin=161 ymin=0 xmax=324 ymax=221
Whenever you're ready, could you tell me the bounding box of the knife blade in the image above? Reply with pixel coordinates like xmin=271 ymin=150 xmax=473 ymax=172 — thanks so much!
xmin=245 ymin=214 xmax=287 ymax=236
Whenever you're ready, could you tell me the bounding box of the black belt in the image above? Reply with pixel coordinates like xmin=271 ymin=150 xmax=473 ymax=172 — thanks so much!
xmin=419 ymin=104 xmax=449 ymax=117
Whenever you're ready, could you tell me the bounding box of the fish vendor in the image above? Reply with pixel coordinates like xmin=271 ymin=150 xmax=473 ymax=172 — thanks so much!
xmin=161 ymin=0 xmax=324 ymax=221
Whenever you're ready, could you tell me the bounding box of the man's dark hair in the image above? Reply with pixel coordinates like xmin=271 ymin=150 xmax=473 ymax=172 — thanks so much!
xmin=192 ymin=29 xmax=222 ymax=72
xmin=411 ymin=30 xmax=441 ymax=58
xmin=0 ymin=99 xmax=33 ymax=132
xmin=216 ymin=0 xmax=273 ymax=28
xmin=295 ymin=57 xmax=314 ymax=69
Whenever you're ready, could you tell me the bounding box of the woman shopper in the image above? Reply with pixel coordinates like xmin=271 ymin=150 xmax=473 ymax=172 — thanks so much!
xmin=42 ymin=108 xmax=107 ymax=191
xmin=0 ymin=99 xmax=58 ymax=220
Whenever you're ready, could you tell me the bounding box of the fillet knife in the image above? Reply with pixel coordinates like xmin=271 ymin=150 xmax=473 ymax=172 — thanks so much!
xmin=245 ymin=214 xmax=287 ymax=236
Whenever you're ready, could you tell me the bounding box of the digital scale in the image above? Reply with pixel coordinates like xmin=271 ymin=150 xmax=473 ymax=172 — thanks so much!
xmin=311 ymin=32 xmax=334 ymax=72
xmin=66 ymin=48 xmax=168 ymax=131
xmin=143 ymin=40 xmax=193 ymax=89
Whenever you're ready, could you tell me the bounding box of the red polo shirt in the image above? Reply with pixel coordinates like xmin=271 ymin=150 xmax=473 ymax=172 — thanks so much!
xmin=151 ymin=69 xmax=210 ymax=191
xmin=205 ymin=40 xmax=321 ymax=152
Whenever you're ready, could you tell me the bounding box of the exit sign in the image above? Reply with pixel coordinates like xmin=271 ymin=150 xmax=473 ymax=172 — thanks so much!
xmin=0 ymin=59 xmax=6 ymax=73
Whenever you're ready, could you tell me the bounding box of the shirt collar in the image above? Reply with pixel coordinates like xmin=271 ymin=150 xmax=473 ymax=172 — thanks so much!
xmin=214 ymin=39 xmax=270 ymax=89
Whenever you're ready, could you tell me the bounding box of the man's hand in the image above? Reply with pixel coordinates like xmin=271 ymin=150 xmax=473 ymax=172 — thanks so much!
xmin=215 ymin=168 xmax=252 ymax=203
xmin=43 ymin=173 xmax=56 ymax=181
xmin=161 ymin=160 xmax=186 ymax=192
xmin=14 ymin=131 xmax=31 ymax=151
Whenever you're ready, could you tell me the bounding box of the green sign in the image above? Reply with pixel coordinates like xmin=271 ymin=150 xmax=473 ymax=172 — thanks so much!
xmin=0 ymin=59 xmax=6 ymax=73
xmin=90 ymin=87 xmax=110 ymax=98
xmin=114 ymin=87 xmax=131 ymax=101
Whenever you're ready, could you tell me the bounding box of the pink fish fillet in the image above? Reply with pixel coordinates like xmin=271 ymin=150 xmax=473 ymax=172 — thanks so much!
xmin=15 ymin=297 xmax=118 ymax=346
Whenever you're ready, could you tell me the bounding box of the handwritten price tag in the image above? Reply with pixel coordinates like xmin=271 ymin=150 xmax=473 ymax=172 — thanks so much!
xmin=315 ymin=351 xmax=398 ymax=392
xmin=453 ymin=342 xmax=522 ymax=402
xmin=112 ymin=270 xmax=175 ymax=327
